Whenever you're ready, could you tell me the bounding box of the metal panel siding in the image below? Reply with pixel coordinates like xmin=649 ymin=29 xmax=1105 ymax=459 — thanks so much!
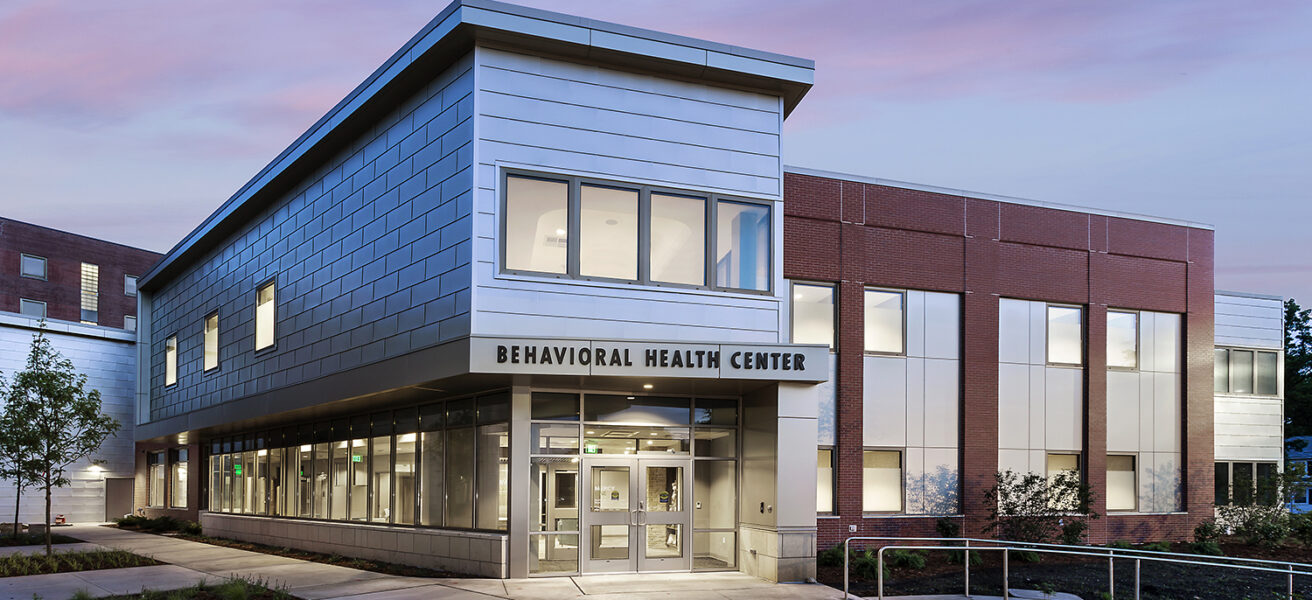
xmin=1214 ymin=396 xmax=1284 ymax=461
xmin=145 ymin=56 xmax=475 ymax=421
xmin=1215 ymin=293 xmax=1283 ymax=349
xmin=470 ymin=46 xmax=787 ymax=342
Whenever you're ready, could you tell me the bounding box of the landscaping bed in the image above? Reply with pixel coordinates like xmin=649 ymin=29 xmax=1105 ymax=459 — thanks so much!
xmin=817 ymin=541 xmax=1312 ymax=600
xmin=0 ymin=532 xmax=79 ymax=546
xmin=79 ymin=578 xmax=293 ymax=600
xmin=0 ymin=549 xmax=160 ymax=577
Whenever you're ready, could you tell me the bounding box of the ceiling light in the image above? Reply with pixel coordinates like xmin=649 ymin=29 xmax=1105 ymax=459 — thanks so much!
xmin=643 ymin=383 xmax=653 ymax=390
xmin=626 ymin=396 xmax=634 ymax=400
xmin=586 ymin=430 xmax=595 ymax=435
xmin=555 ymin=228 xmax=566 ymax=236
xmin=794 ymin=293 xmax=803 ymax=300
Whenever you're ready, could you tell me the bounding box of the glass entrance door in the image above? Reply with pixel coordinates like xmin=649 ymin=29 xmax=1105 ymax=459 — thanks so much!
xmin=582 ymin=457 xmax=691 ymax=573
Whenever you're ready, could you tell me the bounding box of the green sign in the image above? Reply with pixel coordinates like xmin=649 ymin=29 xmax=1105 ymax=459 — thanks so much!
xmin=352 ymin=454 xmax=363 ymax=462
xmin=234 ymin=464 xmax=242 ymax=476
xmin=583 ymin=442 xmax=600 ymax=454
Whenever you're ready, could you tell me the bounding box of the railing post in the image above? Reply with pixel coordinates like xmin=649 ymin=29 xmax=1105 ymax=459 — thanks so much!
xmin=1109 ymin=550 xmax=1115 ymax=599
xmin=964 ymin=539 xmax=971 ymax=598
xmin=877 ymin=547 xmax=886 ymax=600
xmin=1003 ymin=547 xmax=1009 ymax=600
xmin=843 ymin=538 xmax=850 ymax=600
xmin=1289 ymin=563 xmax=1295 ymax=600
xmin=1135 ymin=558 xmax=1141 ymax=600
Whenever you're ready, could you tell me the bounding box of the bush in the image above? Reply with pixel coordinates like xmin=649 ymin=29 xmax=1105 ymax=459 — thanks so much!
xmin=984 ymin=469 xmax=1098 ymax=545
xmin=1139 ymin=541 xmax=1172 ymax=552
xmin=851 ymin=549 xmax=889 ymax=581
xmin=1289 ymin=512 xmax=1312 ymax=546
xmin=1190 ymin=541 xmax=1224 ymax=556
xmin=817 ymin=544 xmax=849 ymax=568
xmin=935 ymin=516 xmax=961 ymax=539
xmin=1217 ymin=503 xmax=1290 ymax=547
xmin=1194 ymin=519 xmax=1223 ymax=544
xmin=1107 ymin=540 xmax=1133 ymax=549
xmin=1015 ymin=550 xmax=1042 ymax=563
xmin=946 ymin=548 xmax=983 ymax=565
xmin=1059 ymin=519 xmax=1089 ymax=545
xmin=114 ymin=515 xmax=199 ymax=535
xmin=115 ymin=515 xmax=147 ymax=528
xmin=181 ymin=520 xmax=202 ymax=535
xmin=885 ymin=549 xmax=927 ymax=570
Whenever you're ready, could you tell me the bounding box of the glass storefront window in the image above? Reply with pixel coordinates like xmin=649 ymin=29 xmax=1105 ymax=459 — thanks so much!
xmin=476 ymin=396 xmax=509 ymax=531
xmin=296 ymin=443 xmax=313 ymax=518
xmin=371 ymin=412 xmax=393 ymax=523
xmin=817 ymin=448 xmax=834 ymax=515
xmin=269 ymin=445 xmax=284 ymax=516
xmin=532 ymin=393 xmax=579 ymax=420
xmin=446 ymin=426 xmax=475 ymax=528
xmin=313 ymin=441 xmax=330 ymax=519
xmin=148 ymin=451 xmax=165 ymax=507
xmin=693 ymin=398 xmax=736 ymax=427
xmin=420 ymin=403 xmax=445 ymax=527
xmin=530 ymin=533 xmax=579 ymax=575
xmin=533 ymin=423 xmax=580 ymax=455
xmin=395 ymin=408 xmax=418 ymax=525
xmin=582 ymin=426 xmax=690 ymax=456
xmin=585 ymin=395 xmax=689 ymax=424
xmin=692 ymin=429 xmax=735 ymax=458
xmin=330 ymin=439 xmax=349 ymax=520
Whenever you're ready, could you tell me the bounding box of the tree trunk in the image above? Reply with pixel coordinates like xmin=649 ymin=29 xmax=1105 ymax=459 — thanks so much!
xmin=44 ymin=472 xmax=51 ymax=557
xmin=12 ymin=472 xmax=20 ymax=540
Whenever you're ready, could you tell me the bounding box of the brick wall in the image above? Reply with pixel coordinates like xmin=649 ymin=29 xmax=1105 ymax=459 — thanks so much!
xmin=0 ymin=218 xmax=160 ymax=327
xmin=782 ymin=172 xmax=1214 ymax=548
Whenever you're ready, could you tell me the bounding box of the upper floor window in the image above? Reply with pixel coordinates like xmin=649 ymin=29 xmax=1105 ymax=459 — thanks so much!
xmin=864 ymin=289 xmax=904 ymax=354
xmin=20 ymin=254 xmax=46 ymax=279
xmin=204 ymin=312 xmax=219 ymax=371
xmin=125 ymin=275 xmax=138 ymax=297
xmin=1106 ymin=310 xmax=1138 ymax=369
xmin=80 ymin=262 xmax=99 ymax=324
xmin=19 ymin=299 xmax=46 ymax=319
xmin=791 ymin=282 xmax=835 ymax=349
xmin=1046 ymin=305 xmax=1083 ymax=366
xmin=255 ymin=281 xmax=275 ymax=350
xmin=1215 ymin=348 xmax=1278 ymax=396
xmin=164 ymin=336 xmax=178 ymax=387
xmin=501 ymin=171 xmax=769 ymax=292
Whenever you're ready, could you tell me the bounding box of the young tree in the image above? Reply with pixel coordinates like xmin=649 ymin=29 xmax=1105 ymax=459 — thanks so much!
xmin=3 ymin=328 xmax=120 ymax=556
xmin=0 ymin=403 xmax=40 ymax=539
xmin=1285 ymin=299 xmax=1312 ymax=437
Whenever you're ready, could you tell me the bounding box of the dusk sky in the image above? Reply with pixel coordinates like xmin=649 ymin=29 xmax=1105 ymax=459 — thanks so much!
xmin=2 ymin=1 xmax=1309 ymax=302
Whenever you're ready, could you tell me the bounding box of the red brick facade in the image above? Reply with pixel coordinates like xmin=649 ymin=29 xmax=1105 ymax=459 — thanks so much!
xmin=0 ymin=217 xmax=160 ymax=327
xmin=782 ymin=172 xmax=1214 ymax=549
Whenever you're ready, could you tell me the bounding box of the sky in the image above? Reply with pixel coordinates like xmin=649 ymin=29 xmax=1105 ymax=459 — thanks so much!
xmin=1 ymin=0 xmax=1309 ymax=303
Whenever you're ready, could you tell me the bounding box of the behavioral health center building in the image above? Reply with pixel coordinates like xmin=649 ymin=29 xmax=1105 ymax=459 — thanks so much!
xmin=130 ymin=0 xmax=1241 ymax=582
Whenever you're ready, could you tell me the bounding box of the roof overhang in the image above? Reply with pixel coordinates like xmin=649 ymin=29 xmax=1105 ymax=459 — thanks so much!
xmin=138 ymin=0 xmax=813 ymax=292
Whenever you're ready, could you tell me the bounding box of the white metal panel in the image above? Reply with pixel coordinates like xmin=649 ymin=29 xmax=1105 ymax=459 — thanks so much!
xmin=1029 ymin=301 xmax=1047 ymax=365
xmin=924 ymin=292 xmax=960 ymax=360
xmin=924 ymin=359 xmax=959 ymax=448
xmin=864 ymin=356 xmax=908 ymax=447
xmin=998 ymin=298 xmax=1030 ymax=364
xmin=1153 ymin=313 xmax=1181 ymax=373
xmin=817 ymin=356 xmax=837 ymax=446
xmin=1139 ymin=375 xmax=1156 ymax=452
xmin=906 ymin=290 xmax=926 ymax=358
xmin=904 ymin=447 xmax=925 ymax=514
xmin=999 ymin=449 xmax=1029 ymax=475
xmin=1138 ymin=311 xmax=1156 ymax=373
xmin=1106 ymin=371 xmax=1140 ymax=452
xmin=1153 ymin=373 xmax=1181 ymax=452
xmin=998 ymin=363 xmax=1030 ymax=450
xmin=922 ymin=448 xmax=959 ymax=515
xmin=1045 ymin=367 xmax=1082 ymax=452
xmin=906 ymin=358 xmax=926 ymax=447
xmin=1138 ymin=451 xmax=1155 ymax=513
xmin=1028 ymin=366 xmax=1046 ymax=451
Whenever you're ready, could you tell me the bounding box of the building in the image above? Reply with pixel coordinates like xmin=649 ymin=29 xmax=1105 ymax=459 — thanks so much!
xmin=0 ymin=218 xmax=160 ymax=523
xmin=131 ymin=0 xmax=1241 ymax=582
xmin=1286 ymin=436 xmax=1311 ymax=513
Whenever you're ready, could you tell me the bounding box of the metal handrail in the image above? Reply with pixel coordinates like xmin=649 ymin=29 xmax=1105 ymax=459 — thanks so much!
xmin=841 ymin=536 xmax=1312 ymax=600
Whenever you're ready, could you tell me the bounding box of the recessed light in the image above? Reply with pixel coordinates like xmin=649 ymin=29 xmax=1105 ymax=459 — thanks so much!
xmin=555 ymin=228 xmax=566 ymax=236
xmin=643 ymin=383 xmax=653 ymax=390
xmin=626 ymin=396 xmax=635 ymax=400
xmin=649 ymin=432 xmax=658 ymax=436
xmin=586 ymin=430 xmax=595 ymax=435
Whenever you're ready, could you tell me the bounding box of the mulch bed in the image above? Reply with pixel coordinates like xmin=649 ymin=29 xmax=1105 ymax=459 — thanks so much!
xmin=94 ymin=579 xmax=294 ymax=600
xmin=819 ymin=541 xmax=1312 ymax=600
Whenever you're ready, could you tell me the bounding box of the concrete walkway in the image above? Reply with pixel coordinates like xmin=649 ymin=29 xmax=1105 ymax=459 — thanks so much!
xmin=0 ymin=524 xmax=843 ymax=600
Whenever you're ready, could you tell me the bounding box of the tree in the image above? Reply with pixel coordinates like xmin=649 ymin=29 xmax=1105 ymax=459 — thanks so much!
xmin=2 ymin=328 xmax=120 ymax=556
xmin=1285 ymin=299 xmax=1312 ymax=437
xmin=984 ymin=469 xmax=1099 ymax=546
xmin=0 ymin=402 xmax=40 ymax=539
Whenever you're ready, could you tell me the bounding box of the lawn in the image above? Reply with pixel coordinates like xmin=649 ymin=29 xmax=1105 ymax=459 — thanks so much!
xmin=0 ymin=532 xmax=80 ymax=546
xmin=0 ymin=549 xmax=160 ymax=577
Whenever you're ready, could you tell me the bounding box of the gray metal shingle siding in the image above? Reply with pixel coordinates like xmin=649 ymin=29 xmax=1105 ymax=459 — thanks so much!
xmin=146 ymin=55 xmax=475 ymax=421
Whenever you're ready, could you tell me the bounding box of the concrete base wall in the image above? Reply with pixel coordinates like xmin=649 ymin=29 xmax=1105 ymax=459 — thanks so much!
xmin=200 ymin=512 xmax=508 ymax=578
xmin=738 ymin=524 xmax=816 ymax=583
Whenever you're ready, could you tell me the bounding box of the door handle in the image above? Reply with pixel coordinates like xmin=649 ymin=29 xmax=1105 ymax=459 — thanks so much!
xmin=630 ymin=510 xmax=638 ymax=526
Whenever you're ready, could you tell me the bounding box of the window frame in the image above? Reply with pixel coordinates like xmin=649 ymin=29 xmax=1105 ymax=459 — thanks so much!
xmin=19 ymin=298 xmax=46 ymax=319
xmin=164 ymin=334 xmax=178 ymax=388
xmin=790 ymin=280 xmax=837 ymax=351
xmin=1105 ymin=453 xmax=1138 ymax=512
xmin=203 ymin=310 xmax=220 ymax=373
xmin=254 ymin=278 xmax=277 ymax=353
xmin=817 ymin=446 xmax=836 ymax=516
xmin=1105 ymin=309 xmax=1140 ymax=371
xmin=1215 ymin=347 xmax=1280 ymax=397
xmin=19 ymin=254 xmax=47 ymax=280
xmin=169 ymin=448 xmax=189 ymax=509
xmin=147 ymin=450 xmax=166 ymax=508
xmin=1045 ymin=304 xmax=1084 ymax=367
xmin=1045 ymin=452 xmax=1083 ymax=511
xmin=863 ymin=287 xmax=907 ymax=356
xmin=861 ymin=447 xmax=905 ymax=514
xmin=498 ymin=168 xmax=771 ymax=295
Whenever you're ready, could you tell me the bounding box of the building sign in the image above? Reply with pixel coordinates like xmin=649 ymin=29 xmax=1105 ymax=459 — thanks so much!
xmin=469 ymin=336 xmax=828 ymax=382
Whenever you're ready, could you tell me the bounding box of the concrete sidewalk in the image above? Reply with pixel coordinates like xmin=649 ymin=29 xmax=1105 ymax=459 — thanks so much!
xmin=14 ymin=524 xmax=843 ymax=600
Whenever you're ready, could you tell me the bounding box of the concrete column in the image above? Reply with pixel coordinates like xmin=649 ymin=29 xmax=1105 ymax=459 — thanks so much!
xmin=507 ymin=381 xmax=531 ymax=578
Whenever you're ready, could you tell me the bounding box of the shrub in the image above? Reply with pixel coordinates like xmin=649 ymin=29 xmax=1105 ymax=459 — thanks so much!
xmin=1139 ymin=541 xmax=1172 ymax=552
xmin=946 ymin=548 xmax=983 ymax=565
xmin=1289 ymin=512 xmax=1312 ymax=546
xmin=1107 ymin=540 xmax=1133 ymax=549
xmin=851 ymin=549 xmax=889 ymax=581
xmin=885 ymin=549 xmax=927 ymax=570
xmin=935 ymin=516 xmax=961 ymax=539
xmin=984 ymin=469 xmax=1099 ymax=545
xmin=1015 ymin=550 xmax=1042 ymax=563
xmin=1190 ymin=541 xmax=1224 ymax=556
xmin=115 ymin=515 xmax=147 ymax=528
xmin=1217 ymin=503 xmax=1290 ymax=547
xmin=817 ymin=544 xmax=849 ymax=568
xmin=181 ymin=520 xmax=203 ymax=535
xmin=1194 ymin=519 xmax=1223 ymax=544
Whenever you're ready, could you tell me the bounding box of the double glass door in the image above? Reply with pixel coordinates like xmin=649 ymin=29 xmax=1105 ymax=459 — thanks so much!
xmin=583 ymin=457 xmax=690 ymax=572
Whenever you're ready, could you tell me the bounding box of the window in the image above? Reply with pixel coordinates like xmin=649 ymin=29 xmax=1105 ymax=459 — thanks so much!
xmin=1106 ymin=311 xmax=1138 ymax=369
xmin=20 ymin=254 xmax=46 ymax=279
xmin=148 ymin=451 xmax=166 ymax=507
xmin=124 ymin=316 xmax=137 ymax=332
xmin=817 ymin=448 xmax=835 ymax=514
xmin=19 ymin=299 xmax=45 ymax=318
xmin=1046 ymin=305 xmax=1083 ymax=365
xmin=715 ymin=200 xmax=770 ymax=291
xmin=164 ymin=336 xmax=178 ymax=387
xmin=1046 ymin=453 xmax=1081 ymax=510
xmin=125 ymin=275 xmax=138 ymax=297
xmin=1106 ymin=455 xmax=1136 ymax=511
xmin=204 ymin=313 xmax=219 ymax=371
xmin=80 ymin=262 xmax=99 ymax=324
xmin=1215 ymin=461 xmax=1281 ymax=506
xmin=1214 ymin=462 xmax=1230 ymax=505
xmin=864 ymin=290 xmax=904 ymax=354
xmin=1216 ymin=349 xmax=1279 ymax=395
xmin=862 ymin=449 xmax=902 ymax=512
xmin=255 ymin=281 xmax=275 ymax=350
xmin=502 ymin=171 xmax=770 ymax=292
xmin=792 ymin=282 xmax=835 ymax=349
xmin=170 ymin=448 xmax=188 ymax=509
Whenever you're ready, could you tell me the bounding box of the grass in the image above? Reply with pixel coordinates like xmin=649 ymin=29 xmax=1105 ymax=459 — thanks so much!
xmin=0 ymin=532 xmax=79 ymax=547
xmin=72 ymin=576 xmax=294 ymax=600
xmin=0 ymin=549 xmax=160 ymax=577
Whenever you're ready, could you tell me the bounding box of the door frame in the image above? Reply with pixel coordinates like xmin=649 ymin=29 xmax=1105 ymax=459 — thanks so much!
xmin=580 ymin=456 xmax=692 ymax=573
xmin=635 ymin=457 xmax=692 ymax=572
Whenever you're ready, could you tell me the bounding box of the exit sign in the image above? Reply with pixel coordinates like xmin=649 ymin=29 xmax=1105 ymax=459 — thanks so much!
xmin=234 ymin=464 xmax=242 ymax=476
